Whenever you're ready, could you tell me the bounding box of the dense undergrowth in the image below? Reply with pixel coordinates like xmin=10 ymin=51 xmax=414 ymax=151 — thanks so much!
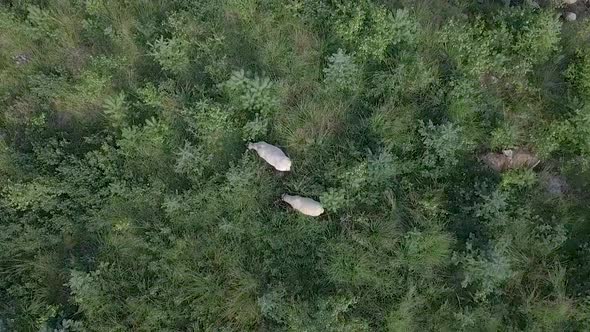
xmin=2 ymin=0 xmax=590 ymax=330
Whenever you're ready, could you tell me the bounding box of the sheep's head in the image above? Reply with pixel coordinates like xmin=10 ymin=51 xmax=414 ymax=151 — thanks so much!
xmin=276 ymin=158 xmax=292 ymax=171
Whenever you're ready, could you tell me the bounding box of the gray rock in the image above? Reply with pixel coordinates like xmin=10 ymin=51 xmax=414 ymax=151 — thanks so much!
xmin=565 ymin=12 xmax=577 ymax=22
xmin=14 ymin=53 xmax=30 ymax=65
xmin=481 ymin=149 xmax=540 ymax=172
xmin=544 ymin=174 xmax=569 ymax=197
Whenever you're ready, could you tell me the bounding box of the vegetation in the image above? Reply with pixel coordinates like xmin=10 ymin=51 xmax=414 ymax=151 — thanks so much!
xmin=2 ymin=0 xmax=590 ymax=330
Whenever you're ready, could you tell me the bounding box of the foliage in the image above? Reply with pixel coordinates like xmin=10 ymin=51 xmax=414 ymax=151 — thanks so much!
xmin=419 ymin=120 xmax=472 ymax=179
xmin=150 ymin=36 xmax=191 ymax=75
xmin=566 ymin=49 xmax=590 ymax=100
xmin=332 ymin=1 xmax=416 ymax=61
xmin=222 ymin=69 xmax=277 ymax=117
xmin=323 ymin=49 xmax=362 ymax=94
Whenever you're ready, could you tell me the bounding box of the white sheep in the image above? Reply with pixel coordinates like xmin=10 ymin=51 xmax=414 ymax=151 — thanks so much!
xmin=282 ymin=194 xmax=324 ymax=217
xmin=247 ymin=141 xmax=292 ymax=171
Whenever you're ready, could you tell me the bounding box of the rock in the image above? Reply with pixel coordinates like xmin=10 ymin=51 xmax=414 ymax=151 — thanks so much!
xmin=543 ymin=174 xmax=569 ymax=197
xmin=481 ymin=149 xmax=540 ymax=172
xmin=14 ymin=53 xmax=30 ymax=65
xmin=508 ymin=149 xmax=540 ymax=169
xmin=248 ymin=141 xmax=292 ymax=171
xmin=479 ymin=73 xmax=500 ymax=88
xmin=565 ymin=12 xmax=577 ymax=22
xmin=482 ymin=152 xmax=508 ymax=172
xmin=282 ymin=194 xmax=324 ymax=216
xmin=564 ymin=0 xmax=577 ymax=5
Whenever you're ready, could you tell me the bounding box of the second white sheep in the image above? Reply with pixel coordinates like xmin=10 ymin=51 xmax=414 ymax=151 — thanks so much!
xmin=282 ymin=194 xmax=324 ymax=216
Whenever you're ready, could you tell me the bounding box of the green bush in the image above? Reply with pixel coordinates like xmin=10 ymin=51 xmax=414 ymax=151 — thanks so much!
xmin=150 ymin=36 xmax=191 ymax=75
xmin=323 ymin=49 xmax=361 ymax=94
xmin=333 ymin=1 xmax=416 ymax=61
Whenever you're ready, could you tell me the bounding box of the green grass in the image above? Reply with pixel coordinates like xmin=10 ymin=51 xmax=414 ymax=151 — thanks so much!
xmin=2 ymin=0 xmax=590 ymax=331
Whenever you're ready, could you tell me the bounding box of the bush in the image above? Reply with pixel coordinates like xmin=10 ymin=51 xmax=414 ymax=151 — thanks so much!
xmin=323 ymin=49 xmax=361 ymax=94
xmin=333 ymin=1 xmax=416 ymax=61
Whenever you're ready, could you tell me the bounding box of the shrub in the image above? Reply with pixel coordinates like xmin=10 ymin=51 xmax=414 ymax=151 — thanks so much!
xmin=333 ymin=1 xmax=416 ymax=61
xmin=150 ymin=36 xmax=191 ymax=75
xmin=222 ymin=69 xmax=278 ymax=117
xmin=323 ymin=49 xmax=361 ymax=94
xmin=453 ymin=237 xmax=515 ymax=302
xmin=566 ymin=49 xmax=590 ymax=100
xmin=419 ymin=120 xmax=471 ymax=179
xmin=320 ymin=188 xmax=347 ymax=212
xmin=102 ymin=92 xmax=127 ymax=128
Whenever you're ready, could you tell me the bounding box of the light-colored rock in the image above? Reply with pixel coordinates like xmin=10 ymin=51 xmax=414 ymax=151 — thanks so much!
xmin=14 ymin=53 xmax=30 ymax=65
xmin=565 ymin=12 xmax=577 ymax=22
xmin=564 ymin=0 xmax=577 ymax=5
xmin=282 ymin=194 xmax=324 ymax=216
xmin=543 ymin=173 xmax=569 ymax=197
xmin=509 ymin=149 xmax=540 ymax=169
xmin=482 ymin=152 xmax=508 ymax=172
xmin=248 ymin=141 xmax=292 ymax=171
xmin=481 ymin=149 xmax=540 ymax=172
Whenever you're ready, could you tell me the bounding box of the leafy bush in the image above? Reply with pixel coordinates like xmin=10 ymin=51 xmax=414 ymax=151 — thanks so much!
xmin=453 ymin=238 xmax=515 ymax=302
xmin=320 ymin=187 xmax=347 ymax=212
xmin=323 ymin=49 xmax=361 ymax=94
xmin=102 ymin=92 xmax=127 ymax=128
xmin=566 ymin=49 xmax=590 ymax=100
xmin=419 ymin=120 xmax=472 ymax=179
xmin=150 ymin=36 xmax=191 ymax=75
xmin=333 ymin=1 xmax=416 ymax=61
xmin=222 ymin=69 xmax=278 ymax=117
